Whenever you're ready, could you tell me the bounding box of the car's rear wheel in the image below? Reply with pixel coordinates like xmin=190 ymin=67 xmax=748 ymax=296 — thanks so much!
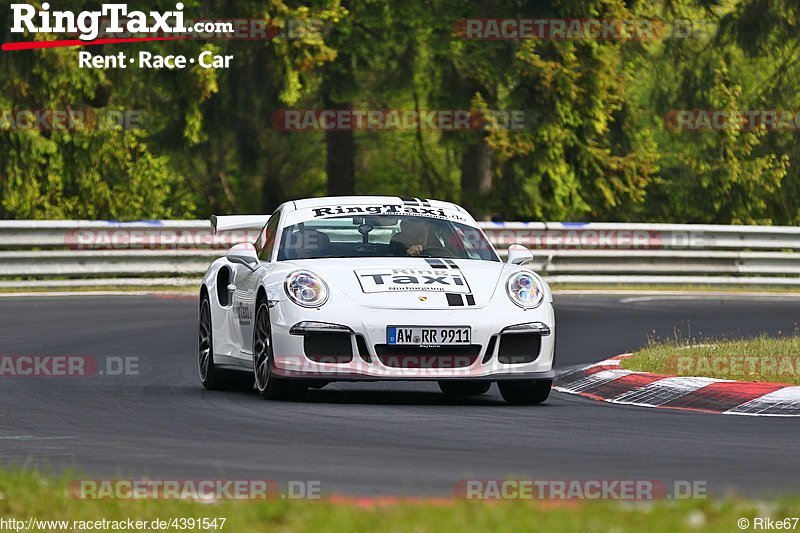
xmin=253 ymin=300 xmax=306 ymax=401
xmin=438 ymin=381 xmax=491 ymax=396
xmin=498 ymin=380 xmax=551 ymax=405
xmin=199 ymin=294 xmax=253 ymax=391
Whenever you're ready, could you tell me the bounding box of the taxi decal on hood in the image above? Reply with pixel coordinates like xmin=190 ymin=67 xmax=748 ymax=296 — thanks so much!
xmin=355 ymin=267 xmax=471 ymax=294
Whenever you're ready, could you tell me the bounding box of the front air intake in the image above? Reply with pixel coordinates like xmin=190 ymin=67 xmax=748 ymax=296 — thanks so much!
xmin=303 ymin=332 xmax=353 ymax=363
xmin=497 ymin=334 xmax=541 ymax=364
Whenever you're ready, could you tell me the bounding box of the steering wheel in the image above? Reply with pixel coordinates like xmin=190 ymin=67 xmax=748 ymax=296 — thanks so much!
xmin=421 ymin=246 xmax=457 ymax=258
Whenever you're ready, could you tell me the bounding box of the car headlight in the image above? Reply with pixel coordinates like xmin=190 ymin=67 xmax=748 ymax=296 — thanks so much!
xmin=506 ymin=271 xmax=544 ymax=309
xmin=284 ymin=270 xmax=329 ymax=307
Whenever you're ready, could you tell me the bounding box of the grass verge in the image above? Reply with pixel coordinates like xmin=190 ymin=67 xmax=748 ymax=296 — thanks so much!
xmin=0 ymin=469 xmax=798 ymax=532
xmin=622 ymin=335 xmax=800 ymax=384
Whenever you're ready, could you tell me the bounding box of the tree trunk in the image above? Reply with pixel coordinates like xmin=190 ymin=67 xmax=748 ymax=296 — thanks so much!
xmin=325 ymin=104 xmax=356 ymax=197
xmin=321 ymin=44 xmax=356 ymax=197
xmin=460 ymin=137 xmax=492 ymax=219
xmin=261 ymin=172 xmax=286 ymax=214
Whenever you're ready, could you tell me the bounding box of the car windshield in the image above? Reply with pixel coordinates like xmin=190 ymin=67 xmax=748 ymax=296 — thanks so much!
xmin=277 ymin=215 xmax=499 ymax=262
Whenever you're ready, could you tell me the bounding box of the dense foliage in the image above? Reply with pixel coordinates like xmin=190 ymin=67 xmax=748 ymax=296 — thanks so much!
xmin=0 ymin=0 xmax=797 ymax=223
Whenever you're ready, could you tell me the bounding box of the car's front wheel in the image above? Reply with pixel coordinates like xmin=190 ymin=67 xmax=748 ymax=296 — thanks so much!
xmin=253 ymin=300 xmax=306 ymax=401
xmin=498 ymin=380 xmax=551 ymax=405
xmin=438 ymin=381 xmax=491 ymax=396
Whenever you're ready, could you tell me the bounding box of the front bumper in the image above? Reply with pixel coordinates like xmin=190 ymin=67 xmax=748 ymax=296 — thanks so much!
xmin=270 ymin=363 xmax=555 ymax=382
xmin=268 ymin=300 xmax=556 ymax=382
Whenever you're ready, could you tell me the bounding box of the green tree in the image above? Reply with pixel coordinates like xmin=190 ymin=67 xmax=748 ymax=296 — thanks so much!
xmin=641 ymin=0 xmax=792 ymax=223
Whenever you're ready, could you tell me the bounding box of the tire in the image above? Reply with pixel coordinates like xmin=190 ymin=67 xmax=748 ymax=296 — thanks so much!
xmin=498 ymin=379 xmax=551 ymax=405
xmin=438 ymin=381 xmax=491 ymax=396
xmin=198 ymin=294 xmax=253 ymax=391
xmin=253 ymin=299 xmax=307 ymax=401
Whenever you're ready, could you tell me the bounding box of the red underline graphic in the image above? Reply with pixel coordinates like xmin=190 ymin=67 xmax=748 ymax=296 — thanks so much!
xmin=2 ymin=36 xmax=187 ymax=52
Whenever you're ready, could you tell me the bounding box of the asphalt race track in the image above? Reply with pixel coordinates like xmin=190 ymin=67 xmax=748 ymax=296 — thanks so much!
xmin=0 ymin=293 xmax=798 ymax=496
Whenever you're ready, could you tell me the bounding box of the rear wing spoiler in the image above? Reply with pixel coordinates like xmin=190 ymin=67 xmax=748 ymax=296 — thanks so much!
xmin=210 ymin=215 xmax=270 ymax=234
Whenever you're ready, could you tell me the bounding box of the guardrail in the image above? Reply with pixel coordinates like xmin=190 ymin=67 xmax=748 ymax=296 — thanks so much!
xmin=0 ymin=220 xmax=798 ymax=288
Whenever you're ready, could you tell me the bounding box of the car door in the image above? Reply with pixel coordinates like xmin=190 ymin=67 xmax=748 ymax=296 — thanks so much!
xmin=232 ymin=210 xmax=281 ymax=357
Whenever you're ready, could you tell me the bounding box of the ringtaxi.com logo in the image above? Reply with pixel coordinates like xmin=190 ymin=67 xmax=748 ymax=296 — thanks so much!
xmin=5 ymin=3 xmax=238 ymax=69
xmin=10 ymin=3 xmax=200 ymax=42
xmin=8 ymin=4 xmax=324 ymax=42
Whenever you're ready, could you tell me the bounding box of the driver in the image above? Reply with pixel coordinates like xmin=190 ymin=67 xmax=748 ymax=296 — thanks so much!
xmin=291 ymin=228 xmax=331 ymax=259
xmin=390 ymin=217 xmax=430 ymax=256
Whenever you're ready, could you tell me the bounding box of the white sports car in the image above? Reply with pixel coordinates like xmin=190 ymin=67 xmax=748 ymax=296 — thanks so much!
xmin=198 ymin=196 xmax=555 ymax=404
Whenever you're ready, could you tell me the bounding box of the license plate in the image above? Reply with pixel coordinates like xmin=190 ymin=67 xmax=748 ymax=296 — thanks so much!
xmin=387 ymin=326 xmax=471 ymax=345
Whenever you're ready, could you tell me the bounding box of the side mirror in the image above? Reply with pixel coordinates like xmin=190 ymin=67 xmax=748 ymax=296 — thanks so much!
xmin=506 ymin=243 xmax=533 ymax=265
xmin=226 ymin=243 xmax=260 ymax=271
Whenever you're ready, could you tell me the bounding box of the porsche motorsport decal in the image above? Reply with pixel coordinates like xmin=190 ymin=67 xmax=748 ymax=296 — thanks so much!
xmin=422 ymin=258 xmax=475 ymax=306
xmin=424 ymin=258 xmax=460 ymax=270
xmin=446 ymin=293 xmax=476 ymax=306
xmin=235 ymin=301 xmax=252 ymax=325
xmin=400 ymin=196 xmax=432 ymax=207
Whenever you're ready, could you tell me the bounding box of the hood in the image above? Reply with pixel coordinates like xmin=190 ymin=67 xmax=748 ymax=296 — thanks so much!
xmin=285 ymin=257 xmax=506 ymax=310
